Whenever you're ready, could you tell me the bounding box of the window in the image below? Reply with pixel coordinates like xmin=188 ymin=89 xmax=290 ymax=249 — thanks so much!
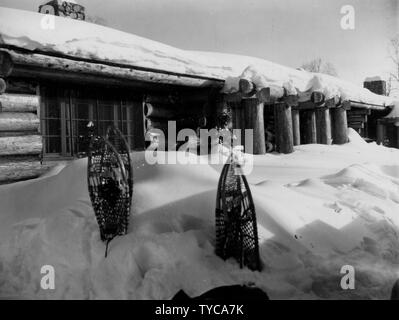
xmin=41 ymin=86 xmax=144 ymax=157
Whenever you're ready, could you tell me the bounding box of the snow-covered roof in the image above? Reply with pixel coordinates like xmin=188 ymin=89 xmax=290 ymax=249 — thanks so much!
xmin=384 ymin=101 xmax=399 ymax=119
xmin=0 ymin=7 xmax=395 ymax=107
xmin=364 ymin=76 xmax=383 ymax=82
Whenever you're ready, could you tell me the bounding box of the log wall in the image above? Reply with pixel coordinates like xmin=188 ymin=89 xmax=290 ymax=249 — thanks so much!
xmin=0 ymin=78 xmax=44 ymax=184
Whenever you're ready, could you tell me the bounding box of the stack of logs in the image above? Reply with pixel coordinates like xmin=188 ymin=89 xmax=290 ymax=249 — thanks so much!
xmin=347 ymin=108 xmax=371 ymax=136
xmin=144 ymin=93 xmax=208 ymax=144
xmin=0 ymin=78 xmax=46 ymax=184
xmin=223 ymin=79 xmax=351 ymax=154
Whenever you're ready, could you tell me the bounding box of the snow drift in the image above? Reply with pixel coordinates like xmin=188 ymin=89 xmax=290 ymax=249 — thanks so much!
xmin=1 ymin=129 xmax=399 ymax=299
xmin=0 ymin=7 xmax=394 ymax=106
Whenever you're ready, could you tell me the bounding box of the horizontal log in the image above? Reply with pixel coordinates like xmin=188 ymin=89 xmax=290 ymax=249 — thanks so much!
xmin=0 ymin=113 xmax=39 ymax=132
xmin=0 ymin=130 xmax=39 ymax=137
xmin=348 ymin=124 xmax=364 ymax=129
xmin=256 ymin=86 xmax=285 ymax=103
xmin=0 ymin=156 xmax=50 ymax=184
xmin=5 ymin=79 xmax=37 ymax=94
xmin=0 ymin=155 xmax=40 ymax=164
xmin=144 ymin=103 xmax=177 ymax=119
xmin=0 ymin=51 xmax=13 ymax=77
xmin=0 ymin=135 xmax=42 ymax=156
xmin=348 ymin=121 xmax=364 ymax=127
xmin=144 ymin=93 xmax=180 ymax=104
xmin=348 ymin=115 xmax=366 ymax=121
xmin=348 ymin=108 xmax=371 ymax=115
xmin=1 ymin=49 xmax=224 ymax=89
xmin=0 ymin=78 xmax=6 ymax=94
xmin=0 ymin=93 xmax=39 ymax=112
xmin=348 ymin=100 xmax=386 ymax=110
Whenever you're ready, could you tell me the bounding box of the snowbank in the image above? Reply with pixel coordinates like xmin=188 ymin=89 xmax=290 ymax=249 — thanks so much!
xmin=0 ymin=7 xmax=393 ymax=106
xmin=364 ymin=76 xmax=383 ymax=82
xmin=1 ymin=130 xmax=399 ymax=299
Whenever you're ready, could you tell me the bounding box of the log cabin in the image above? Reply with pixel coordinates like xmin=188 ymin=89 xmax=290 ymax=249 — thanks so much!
xmin=0 ymin=7 xmax=395 ymax=184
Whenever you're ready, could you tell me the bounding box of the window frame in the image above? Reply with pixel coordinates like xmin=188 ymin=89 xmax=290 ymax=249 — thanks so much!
xmin=41 ymin=86 xmax=144 ymax=158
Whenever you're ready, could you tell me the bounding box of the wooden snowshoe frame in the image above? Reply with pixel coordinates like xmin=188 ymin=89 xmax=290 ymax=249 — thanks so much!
xmin=87 ymin=126 xmax=133 ymax=257
xmin=215 ymin=157 xmax=261 ymax=271
xmin=105 ymin=126 xmax=134 ymax=202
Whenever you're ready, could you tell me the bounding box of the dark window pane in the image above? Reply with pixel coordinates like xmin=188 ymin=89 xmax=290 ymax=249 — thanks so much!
xmin=46 ymin=119 xmax=61 ymax=136
xmin=121 ymin=121 xmax=128 ymax=135
xmin=46 ymin=136 xmax=61 ymax=154
xmin=45 ymin=99 xmax=61 ymax=118
xmin=76 ymin=120 xmax=90 ymax=136
xmin=121 ymin=106 xmax=127 ymax=121
xmin=98 ymin=121 xmax=114 ymax=137
xmin=98 ymin=104 xmax=114 ymax=121
xmin=75 ymin=103 xmax=90 ymax=120
xmin=73 ymin=136 xmax=88 ymax=155
xmin=64 ymin=136 xmax=71 ymax=154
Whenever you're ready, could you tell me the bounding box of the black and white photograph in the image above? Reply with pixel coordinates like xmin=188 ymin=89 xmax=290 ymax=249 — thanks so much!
xmin=0 ymin=0 xmax=399 ymax=308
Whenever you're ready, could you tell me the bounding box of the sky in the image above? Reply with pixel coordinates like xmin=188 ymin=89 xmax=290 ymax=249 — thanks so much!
xmin=0 ymin=0 xmax=398 ymax=86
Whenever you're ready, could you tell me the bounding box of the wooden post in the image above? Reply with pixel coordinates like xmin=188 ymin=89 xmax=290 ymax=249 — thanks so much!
xmin=376 ymin=120 xmax=384 ymax=145
xmin=226 ymin=100 xmax=242 ymax=130
xmin=242 ymin=98 xmax=266 ymax=154
xmin=291 ymin=109 xmax=300 ymax=146
xmin=302 ymin=109 xmax=317 ymax=144
xmin=132 ymin=101 xmax=145 ymax=150
xmin=396 ymin=126 xmax=399 ymax=149
xmin=275 ymin=102 xmax=294 ymax=154
xmin=316 ymin=107 xmax=332 ymax=145
xmin=331 ymin=106 xmax=348 ymax=144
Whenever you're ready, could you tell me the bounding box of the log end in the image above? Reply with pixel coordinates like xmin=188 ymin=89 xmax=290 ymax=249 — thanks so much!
xmin=239 ymin=79 xmax=255 ymax=95
xmin=284 ymin=94 xmax=299 ymax=107
xmin=0 ymin=51 xmax=13 ymax=78
xmin=311 ymin=91 xmax=325 ymax=105
xmin=0 ymin=78 xmax=6 ymax=94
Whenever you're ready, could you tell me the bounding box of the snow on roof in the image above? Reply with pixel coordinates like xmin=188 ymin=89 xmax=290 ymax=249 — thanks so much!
xmin=364 ymin=76 xmax=383 ymax=82
xmin=384 ymin=101 xmax=399 ymax=119
xmin=0 ymin=7 xmax=395 ymax=106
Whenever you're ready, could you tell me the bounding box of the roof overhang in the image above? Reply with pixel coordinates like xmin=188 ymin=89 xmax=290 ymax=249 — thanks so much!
xmin=0 ymin=46 xmax=225 ymax=91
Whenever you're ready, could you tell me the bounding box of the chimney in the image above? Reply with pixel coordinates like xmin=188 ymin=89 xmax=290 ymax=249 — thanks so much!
xmin=363 ymin=76 xmax=387 ymax=96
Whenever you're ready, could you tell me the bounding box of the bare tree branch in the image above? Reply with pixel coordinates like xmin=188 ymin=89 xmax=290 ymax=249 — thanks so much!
xmin=300 ymin=58 xmax=338 ymax=76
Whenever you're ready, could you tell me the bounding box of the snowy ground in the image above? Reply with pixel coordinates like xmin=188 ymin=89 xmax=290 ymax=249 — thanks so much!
xmin=1 ymin=129 xmax=399 ymax=300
